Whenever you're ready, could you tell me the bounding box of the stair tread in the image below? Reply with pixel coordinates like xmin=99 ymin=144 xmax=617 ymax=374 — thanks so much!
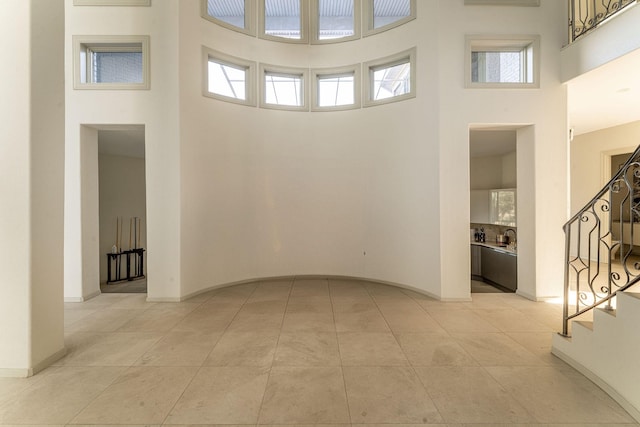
xmin=574 ymin=320 xmax=594 ymax=331
xmin=596 ymin=307 xmax=616 ymax=317
xmin=621 ymin=291 xmax=640 ymax=300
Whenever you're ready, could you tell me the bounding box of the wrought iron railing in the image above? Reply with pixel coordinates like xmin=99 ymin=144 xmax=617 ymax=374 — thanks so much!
xmin=561 ymin=144 xmax=640 ymax=336
xmin=570 ymin=0 xmax=637 ymax=42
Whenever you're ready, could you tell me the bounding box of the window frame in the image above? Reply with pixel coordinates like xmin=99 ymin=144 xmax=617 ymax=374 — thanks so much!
xmin=310 ymin=0 xmax=361 ymax=44
xmin=465 ymin=35 xmax=540 ymax=89
xmin=464 ymin=0 xmax=539 ymax=6
xmin=73 ymin=0 xmax=150 ymax=5
xmin=259 ymin=64 xmax=309 ymax=111
xmin=202 ymin=47 xmax=257 ymax=107
xmin=200 ymin=0 xmax=256 ymax=36
xmin=73 ymin=35 xmax=150 ymax=90
xmin=363 ymin=0 xmax=416 ymax=37
xmin=259 ymin=0 xmax=310 ymax=44
xmin=311 ymin=65 xmax=361 ymax=111
xmin=363 ymin=47 xmax=416 ymax=107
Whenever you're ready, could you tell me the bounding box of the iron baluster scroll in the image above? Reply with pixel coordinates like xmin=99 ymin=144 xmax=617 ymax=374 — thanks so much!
xmin=562 ymin=145 xmax=640 ymax=336
xmin=570 ymin=0 xmax=637 ymax=42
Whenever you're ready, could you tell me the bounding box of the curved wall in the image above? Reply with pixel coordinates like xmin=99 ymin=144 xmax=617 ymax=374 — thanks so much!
xmin=178 ymin=1 xmax=442 ymax=298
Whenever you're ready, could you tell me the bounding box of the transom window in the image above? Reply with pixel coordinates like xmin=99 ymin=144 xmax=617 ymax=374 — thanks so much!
xmin=364 ymin=48 xmax=416 ymax=106
xmin=203 ymin=0 xmax=415 ymax=43
xmin=203 ymin=0 xmax=255 ymax=35
xmin=312 ymin=66 xmax=360 ymax=111
xmin=316 ymin=0 xmax=357 ymax=41
xmin=73 ymin=36 xmax=150 ymax=90
xmin=261 ymin=65 xmax=308 ymax=110
xmin=465 ymin=35 xmax=540 ymax=88
xmin=203 ymin=48 xmax=256 ymax=106
xmin=261 ymin=0 xmax=308 ymax=42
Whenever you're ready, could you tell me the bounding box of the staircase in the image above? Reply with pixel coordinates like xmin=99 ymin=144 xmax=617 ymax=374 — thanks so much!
xmin=552 ymin=291 xmax=640 ymax=421
xmin=552 ymin=144 xmax=640 ymax=422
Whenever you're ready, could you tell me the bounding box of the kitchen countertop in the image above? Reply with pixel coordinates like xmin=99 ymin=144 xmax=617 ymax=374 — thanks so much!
xmin=471 ymin=240 xmax=517 ymax=255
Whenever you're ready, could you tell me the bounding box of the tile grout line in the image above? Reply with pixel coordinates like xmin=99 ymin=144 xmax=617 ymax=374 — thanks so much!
xmin=328 ymin=277 xmax=354 ymax=425
xmin=254 ymin=276 xmax=295 ymax=426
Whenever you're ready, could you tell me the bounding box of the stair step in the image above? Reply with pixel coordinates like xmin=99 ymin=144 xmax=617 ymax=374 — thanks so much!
xmin=596 ymin=307 xmax=616 ymax=317
xmin=574 ymin=320 xmax=594 ymax=331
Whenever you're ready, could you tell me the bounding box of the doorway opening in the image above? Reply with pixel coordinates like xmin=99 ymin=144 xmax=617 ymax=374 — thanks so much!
xmin=97 ymin=126 xmax=147 ymax=293
xmin=469 ymin=127 xmax=518 ymax=294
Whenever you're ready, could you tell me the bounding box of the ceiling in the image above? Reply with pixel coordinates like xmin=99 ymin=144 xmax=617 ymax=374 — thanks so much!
xmin=567 ymin=46 xmax=640 ymax=136
xmin=469 ymin=129 xmax=517 ymax=158
xmin=98 ymin=127 xmax=145 ymax=158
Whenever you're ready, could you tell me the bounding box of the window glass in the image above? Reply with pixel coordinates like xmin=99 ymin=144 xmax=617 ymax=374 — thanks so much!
xmin=317 ymin=73 xmax=355 ymax=106
xmin=265 ymin=72 xmax=303 ymax=106
xmin=207 ymin=0 xmax=246 ymax=29
xmin=371 ymin=61 xmax=410 ymax=100
xmin=265 ymin=0 xmax=302 ymax=39
xmin=208 ymin=59 xmax=247 ymax=100
xmin=373 ymin=0 xmax=411 ymax=29
xmin=90 ymin=51 xmax=143 ymax=84
xmin=471 ymin=50 xmax=528 ymax=83
xmin=318 ymin=0 xmax=355 ymax=40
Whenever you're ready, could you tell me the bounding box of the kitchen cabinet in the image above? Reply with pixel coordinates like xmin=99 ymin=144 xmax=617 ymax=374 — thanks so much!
xmin=480 ymin=246 xmax=517 ymax=291
xmin=470 ymin=190 xmax=490 ymax=223
xmin=471 ymin=245 xmax=482 ymax=277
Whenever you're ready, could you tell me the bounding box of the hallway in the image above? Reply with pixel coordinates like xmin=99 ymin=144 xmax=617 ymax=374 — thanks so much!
xmin=0 ymin=278 xmax=635 ymax=425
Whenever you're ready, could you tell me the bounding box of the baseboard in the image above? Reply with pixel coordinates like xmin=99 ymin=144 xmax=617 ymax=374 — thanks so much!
xmin=64 ymin=290 xmax=100 ymax=303
xmin=552 ymin=347 xmax=640 ymax=423
xmin=168 ymin=274 xmax=462 ymax=303
xmin=0 ymin=347 xmax=67 ymax=378
xmin=0 ymin=368 xmax=33 ymax=378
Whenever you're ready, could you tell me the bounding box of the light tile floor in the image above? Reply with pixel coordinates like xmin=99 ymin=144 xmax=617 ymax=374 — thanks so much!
xmin=0 ymin=277 xmax=638 ymax=426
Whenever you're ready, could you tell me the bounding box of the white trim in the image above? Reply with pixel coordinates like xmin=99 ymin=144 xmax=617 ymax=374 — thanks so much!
xmin=202 ymin=46 xmax=257 ymax=107
xmin=465 ymin=34 xmax=541 ymax=89
xmin=200 ymin=0 xmax=256 ymax=36
xmin=465 ymin=0 xmax=540 ymax=5
xmin=73 ymin=0 xmax=150 ymax=5
xmin=311 ymin=64 xmax=361 ymax=111
xmin=363 ymin=47 xmax=416 ymax=107
xmin=259 ymin=64 xmax=309 ymax=111
xmin=310 ymin=0 xmax=361 ymax=44
xmin=73 ymin=35 xmax=150 ymax=90
xmin=259 ymin=0 xmax=310 ymax=44
xmin=363 ymin=0 xmax=416 ymax=37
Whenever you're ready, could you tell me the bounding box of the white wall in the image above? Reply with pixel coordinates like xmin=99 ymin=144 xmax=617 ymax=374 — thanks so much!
xmin=470 ymin=152 xmax=516 ymax=190
xmin=571 ymin=121 xmax=640 ymax=215
xmin=178 ymin=0 xmax=442 ymax=298
xmin=437 ymin=0 xmax=568 ymax=300
xmin=63 ymin=0 xmax=569 ymax=302
xmin=98 ymin=153 xmax=147 ymax=283
xmin=64 ymin=0 xmax=181 ymax=301
xmin=0 ymin=0 xmax=65 ymax=376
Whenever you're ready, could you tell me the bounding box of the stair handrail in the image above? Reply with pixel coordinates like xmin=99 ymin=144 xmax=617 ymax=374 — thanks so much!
xmin=561 ymin=144 xmax=640 ymax=336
